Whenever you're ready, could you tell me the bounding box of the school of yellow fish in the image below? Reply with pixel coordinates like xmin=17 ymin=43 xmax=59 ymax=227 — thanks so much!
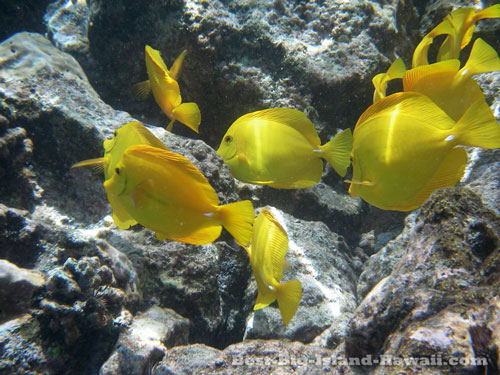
xmin=73 ymin=6 xmax=500 ymax=326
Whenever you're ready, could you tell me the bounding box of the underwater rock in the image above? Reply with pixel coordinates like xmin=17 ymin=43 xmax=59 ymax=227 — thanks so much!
xmin=81 ymin=0 xmax=418 ymax=146
xmin=356 ymin=212 xmax=417 ymax=301
xmin=0 ymin=259 xmax=45 ymax=320
xmin=44 ymin=0 xmax=96 ymax=57
xmin=101 ymin=226 xmax=253 ymax=349
xmin=345 ymin=187 xmax=500 ymax=374
xmin=99 ymin=306 xmax=190 ymax=375
xmin=243 ymin=207 xmax=357 ymax=347
xmin=0 ymin=314 xmax=49 ymax=375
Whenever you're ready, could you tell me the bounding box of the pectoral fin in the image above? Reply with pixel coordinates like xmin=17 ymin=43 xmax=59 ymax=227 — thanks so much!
xmin=133 ymin=80 xmax=151 ymax=100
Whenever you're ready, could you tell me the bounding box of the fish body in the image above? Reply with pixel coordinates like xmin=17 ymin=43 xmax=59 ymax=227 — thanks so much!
xmin=217 ymin=108 xmax=352 ymax=189
xmin=72 ymin=121 xmax=167 ymax=229
xmin=403 ymin=38 xmax=500 ymax=121
xmin=135 ymin=46 xmax=201 ymax=133
xmin=103 ymin=145 xmax=254 ymax=246
xmin=246 ymin=209 xmax=301 ymax=326
xmin=348 ymin=92 xmax=500 ymax=211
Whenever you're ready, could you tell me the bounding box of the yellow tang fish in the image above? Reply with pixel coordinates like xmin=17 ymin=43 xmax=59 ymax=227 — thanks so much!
xmin=216 ymin=108 xmax=352 ymax=189
xmin=245 ymin=208 xmax=301 ymax=326
xmin=347 ymin=92 xmax=500 ymax=211
xmin=134 ymin=46 xmax=201 ymax=133
xmin=412 ymin=5 xmax=500 ymax=67
xmin=404 ymin=38 xmax=500 ymax=122
xmin=103 ymin=144 xmax=254 ymax=246
xmin=72 ymin=121 xmax=168 ymax=229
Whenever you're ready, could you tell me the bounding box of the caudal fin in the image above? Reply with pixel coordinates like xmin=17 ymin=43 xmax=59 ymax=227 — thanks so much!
xmin=455 ymin=98 xmax=500 ymax=149
xmin=172 ymin=102 xmax=201 ymax=133
xmin=275 ymin=280 xmax=302 ymax=326
xmin=460 ymin=38 xmax=500 ymax=78
xmin=320 ymin=128 xmax=352 ymax=177
xmin=218 ymin=200 xmax=254 ymax=247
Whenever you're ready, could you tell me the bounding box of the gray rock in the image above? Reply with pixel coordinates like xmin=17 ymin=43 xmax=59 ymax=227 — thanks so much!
xmin=345 ymin=187 xmax=500 ymax=374
xmin=243 ymin=207 xmax=357 ymax=347
xmin=0 ymin=260 xmax=45 ymax=320
xmin=44 ymin=0 xmax=97 ymax=56
xmin=0 ymin=314 xmax=49 ymax=375
xmin=356 ymin=212 xmax=417 ymax=301
xmin=153 ymin=344 xmax=222 ymax=375
xmin=99 ymin=306 xmax=190 ymax=375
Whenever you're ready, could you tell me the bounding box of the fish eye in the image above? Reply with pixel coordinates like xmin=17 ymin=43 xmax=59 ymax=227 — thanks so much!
xmin=113 ymin=130 xmax=117 ymax=136
xmin=115 ymin=168 xmax=120 ymax=175
xmin=224 ymin=135 xmax=233 ymax=143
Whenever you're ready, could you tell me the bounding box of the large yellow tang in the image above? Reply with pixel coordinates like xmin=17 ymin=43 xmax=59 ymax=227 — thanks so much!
xmin=217 ymin=108 xmax=352 ymax=189
xmin=245 ymin=209 xmax=301 ymax=326
xmin=103 ymin=145 xmax=254 ymax=246
xmin=348 ymin=92 xmax=500 ymax=211
xmin=134 ymin=46 xmax=201 ymax=133
xmin=412 ymin=5 xmax=500 ymax=67
xmin=72 ymin=121 xmax=168 ymax=229
xmin=403 ymin=38 xmax=500 ymax=121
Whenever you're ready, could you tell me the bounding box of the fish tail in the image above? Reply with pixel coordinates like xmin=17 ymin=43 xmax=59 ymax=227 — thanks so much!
xmin=218 ymin=200 xmax=254 ymax=247
xmin=320 ymin=128 xmax=352 ymax=177
xmin=460 ymin=38 xmax=500 ymax=77
xmin=455 ymin=98 xmax=500 ymax=149
xmin=275 ymin=280 xmax=302 ymax=326
xmin=172 ymin=102 xmax=201 ymax=133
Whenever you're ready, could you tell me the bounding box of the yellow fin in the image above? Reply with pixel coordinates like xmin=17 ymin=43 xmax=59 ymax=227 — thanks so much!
xmin=218 ymin=200 xmax=254 ymax=247
xmin=372 ymin=58 xmax=406 ymax=103
xmin=133 ymin=80 xmax=151 ymax=100
xmin=320 ymin=128 xmax=352 ymax=177
xmin=166 ymin=119 xmax=175 ymax=132
xmin=355 ymin=92 xmax=454 ymax=133
xmin=254 ymin=281 xmax=276 ymax=311
xmin=145 ymin=45 xmax=169 ymax=72
xmin=459 ymin=38 xmax=500 ymax=78
xmin=455 ymin=98 xmax=500 ymax=149
xmin=109 ymin=196 xmax=137 ymax=230
xmin=275 ymin=280 xmax=302 ymax=326
xmin=412 ymin=20 xmax=455 ymax=67
xmin=71 ymin=157 xmax=106 ymax=174
xmin=132 ymin=122 xmax=169 ymax=150
xmin=169 ymin=49 xmax=187 ymax=80
xmin=403 ymin=60 xmax=460 ymax=91
xmin=236 ymin=108 xmax=321 ymax=147
xmin=172 ymin=102 xmax=201 ymax=133
xmin=170 ymin=225 xmax=222 ymax=245
xmin=266 ymin=161 xmax=322 ymax=189
xmin=405 ymin=147 xmax=467 ymax=211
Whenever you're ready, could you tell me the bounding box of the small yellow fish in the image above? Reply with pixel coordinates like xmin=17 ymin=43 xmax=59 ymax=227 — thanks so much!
xmin=103 ymin=145 xmax=254 ymax=246
xmin=245 ymin=209 xmax=301 ymax=326
xmin=347 ymin=92 xmax=500 ymax=211
xmin=216 ymin=108 xmax=352 ymax=189
xmin=134 ymin=46 xmax=201 ymax=133
xmin=403 ymin=38 xmax=500 ymax=121
xmin=72 ymin=121 xmax=168 ymax=229
xmin=412 ymin=5 xmax=500 ymax=67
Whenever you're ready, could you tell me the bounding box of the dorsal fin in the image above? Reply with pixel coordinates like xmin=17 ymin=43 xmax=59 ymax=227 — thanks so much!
xmin=234 ymin=108 xmax=321 ymax=147
xmin=354 ymin=92 xmax=454 ymax=134
xmin=145 ymin=45 xmax=169 ymax=72
xmin=403 ymin=60 xmax=460 ymax=91
xmin=169 ymin=50 xmax=187 ymax=80
xmin=128 ymin=121 xmax=169 ymax=150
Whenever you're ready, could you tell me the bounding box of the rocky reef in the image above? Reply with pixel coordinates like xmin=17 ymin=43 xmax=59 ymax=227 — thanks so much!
xmin=1 ymin=1 xmax=500 ymax=374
